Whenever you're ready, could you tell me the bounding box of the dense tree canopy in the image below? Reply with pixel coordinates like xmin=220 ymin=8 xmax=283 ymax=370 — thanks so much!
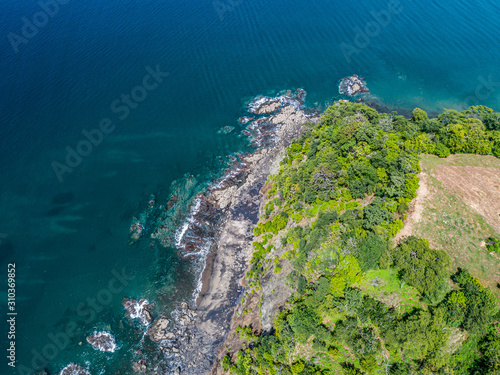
xmin=224 ymin=102 xmax=500 ymax=375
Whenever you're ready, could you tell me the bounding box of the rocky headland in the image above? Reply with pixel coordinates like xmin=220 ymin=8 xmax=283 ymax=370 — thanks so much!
xmin=157 ymin=89 xmax=319 ymax=374
xmin=54 ymin=90 xmax=318 ymax=375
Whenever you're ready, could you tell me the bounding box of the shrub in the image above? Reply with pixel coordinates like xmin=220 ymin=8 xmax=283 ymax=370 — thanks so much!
xmin=434 ymin=143 xmax=451 ymax=158
xmin=486 ymin=237 xmax=500 ymax=252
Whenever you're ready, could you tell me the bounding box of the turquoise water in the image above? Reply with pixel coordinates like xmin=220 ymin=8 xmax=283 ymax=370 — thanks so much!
xmin=1 ymin=0 xmax=499 ymax=373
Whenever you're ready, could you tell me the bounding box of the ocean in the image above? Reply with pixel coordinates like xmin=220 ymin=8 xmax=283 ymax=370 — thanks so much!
xmin=0 ymin=0 xmax=499 ymax=373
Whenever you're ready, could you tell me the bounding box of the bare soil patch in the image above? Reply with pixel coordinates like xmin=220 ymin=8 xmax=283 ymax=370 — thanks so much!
xmin=433 ymin=164 xmax=500 ymax=232
xmin=403 ymin=154 xmax=500 ymax=296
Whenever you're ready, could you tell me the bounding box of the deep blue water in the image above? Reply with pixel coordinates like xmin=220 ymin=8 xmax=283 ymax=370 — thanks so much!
xmin=0 ymin=0 xmax=499 ymax=373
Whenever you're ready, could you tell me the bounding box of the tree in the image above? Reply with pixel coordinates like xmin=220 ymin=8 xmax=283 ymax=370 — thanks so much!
xmin=390 ymin=237 xmax=451 ymax=296
xmin=412 ymin=108 xmax=428 ymax=122
xmin=363 ymin=198 xmax=393 ymax=230
xmin=356 ymin=234 xmax=388 ymax=271
xmin=329 ymin=255 xmax=362 ymax=297
xmin=287 ymin=305 xmax=321 ymax=343
xmin=448 ymin=268 xmax=499 ymax=335
xmin=440 ymin=119 xmax=493 ymax=154
xmin=476 ymin=329 xmax=500 ymax=373
xmin=291 ymin=361 xmax=305 ymax=374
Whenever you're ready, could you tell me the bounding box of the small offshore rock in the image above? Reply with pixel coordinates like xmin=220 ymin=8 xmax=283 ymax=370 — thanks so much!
xmin=86 ymin=331 xmax=117 ymax=352
xmin=238 ymin=116 xmax=254 ymax=124
xmin=146 ymin=318 xmax=170 ymax=342
xmin=129 ymin=217 xmax=145 ymax=241
xmin=122 ymin=298 xmax=154 ymax=325
xmin=143 ymin=309 xmax=153 ymax=324
xmin=59 ymin=363 xmax=91 ymax=375
xmin=339 ymin=74 xmax=370 ymax=96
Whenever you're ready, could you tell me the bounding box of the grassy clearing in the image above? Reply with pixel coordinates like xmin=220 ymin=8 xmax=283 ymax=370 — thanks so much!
xmin=421 ymin=153 xmax=500 ymax=170
xmin=357 ymin=269 xmax=425 ymax=315
xmin=416 ymin=154 xmax=500 ymax=296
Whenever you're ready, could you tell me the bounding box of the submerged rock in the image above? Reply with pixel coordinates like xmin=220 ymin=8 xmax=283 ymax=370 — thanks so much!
xmin=217 ymin=125 xmax=235 ymax=134
xmin=122 ymin=298 xmax=154 ymax=325
xmin=129 ymin=217 xmax=145 ymax=241
xmin=59 ymin=363 xmax=90 ymax=375
xmin=147 ymin=318 xmax=171 ymax=342
xmin=86 ymin=331 xmax=117 ymax=352
xmin=339 ymin=74 xmax=370 ymax=96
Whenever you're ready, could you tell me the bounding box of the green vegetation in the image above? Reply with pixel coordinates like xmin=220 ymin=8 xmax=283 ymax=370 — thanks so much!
xmin=224 ymin=103 xmax=500 ymax=374
xmin=486 ymin=237 xmax=500 ymax=253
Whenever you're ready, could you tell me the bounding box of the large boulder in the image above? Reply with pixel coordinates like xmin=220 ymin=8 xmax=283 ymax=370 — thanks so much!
xmin=86 ymin=331 xmax=117 ymax=352
xmin=59 ymin=364 xmax=90 ymax=375
xmin=147 ymin=318 xmax=171 ymax=342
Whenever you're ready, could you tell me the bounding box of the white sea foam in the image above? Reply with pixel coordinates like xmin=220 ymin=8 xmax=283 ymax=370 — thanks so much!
xmin=174 ymin=197 xmax=201 ymax=248
xmin=125 ymin=299 xmax=152 ymax=325
xmin=211 ymin=164 xmax=245 ymax=190
xmin=190 ymin=240 xmax=213 ymax=302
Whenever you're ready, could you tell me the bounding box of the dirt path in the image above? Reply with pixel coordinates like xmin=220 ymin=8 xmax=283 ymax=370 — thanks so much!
xmin=393 ymin=171 xmax=430 ymax=244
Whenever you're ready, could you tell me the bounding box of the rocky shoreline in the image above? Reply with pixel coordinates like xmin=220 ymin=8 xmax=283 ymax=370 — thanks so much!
xmin=50 ymin=90 xmax=317 ymax=375
xmin=42 ymin=82 xmax=433 ymax=375
xmin=164 ymin=90 xmax=319 ymax=374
